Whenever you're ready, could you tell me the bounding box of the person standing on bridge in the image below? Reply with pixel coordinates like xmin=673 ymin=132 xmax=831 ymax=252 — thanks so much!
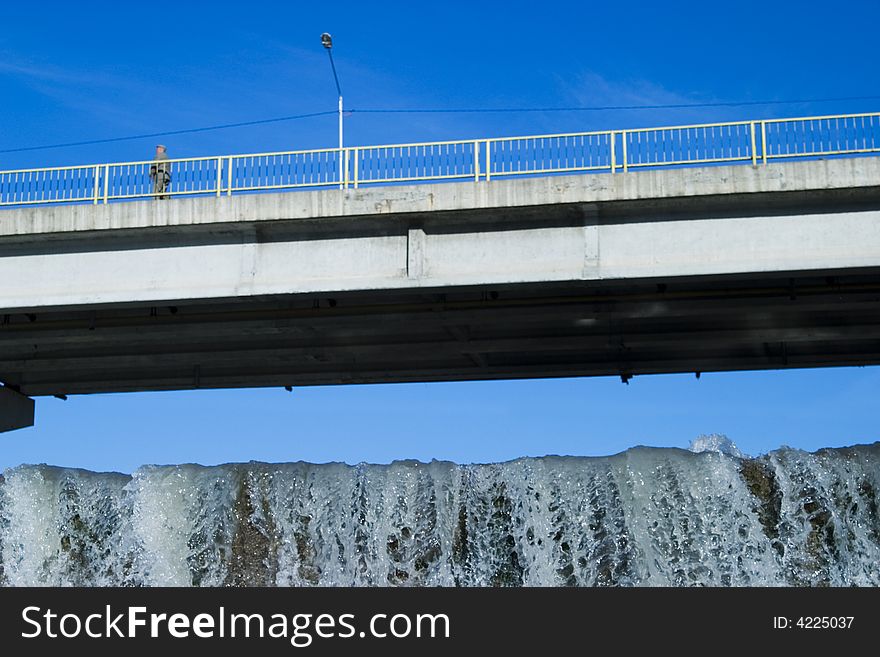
xmin=149 ymin=144 xmax=171 ymax=199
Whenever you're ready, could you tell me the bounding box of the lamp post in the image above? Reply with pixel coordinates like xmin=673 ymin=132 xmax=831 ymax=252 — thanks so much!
xmin=321 ymin=33 xmax=343 ymax=153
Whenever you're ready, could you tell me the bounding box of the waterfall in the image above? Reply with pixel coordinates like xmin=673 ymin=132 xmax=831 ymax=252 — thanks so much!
xmin=1 ymin=443 xmax=878 ymax=586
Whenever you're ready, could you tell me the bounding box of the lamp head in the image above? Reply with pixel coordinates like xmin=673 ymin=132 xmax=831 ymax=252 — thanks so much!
xmin=321 ymin=33 xmax=333 ymax=49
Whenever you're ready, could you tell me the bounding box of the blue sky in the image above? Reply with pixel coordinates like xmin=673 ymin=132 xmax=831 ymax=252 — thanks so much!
xmin=1 ymin=0 xmax=879 ymax=472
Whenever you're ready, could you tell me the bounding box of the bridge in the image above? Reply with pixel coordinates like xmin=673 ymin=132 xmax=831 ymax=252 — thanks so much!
xmin=1 ymin=112 xmax=879 ymax=431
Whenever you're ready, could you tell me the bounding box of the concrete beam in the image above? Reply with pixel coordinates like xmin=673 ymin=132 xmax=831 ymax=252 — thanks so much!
xmin=1 ymin=158 xmax=879 ymax=312
xmin=0 ymin=207 xmax=877 ymax=311
xmin=0 ymin=386 xmax=34 ymax=432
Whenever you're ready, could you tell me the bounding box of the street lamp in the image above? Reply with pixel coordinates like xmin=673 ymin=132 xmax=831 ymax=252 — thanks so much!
xmin=321 ymin=33 xmax=343 ymax=153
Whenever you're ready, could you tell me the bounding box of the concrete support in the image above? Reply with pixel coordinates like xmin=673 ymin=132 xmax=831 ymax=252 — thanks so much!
xmin=407 ymin=227 xmax=427 ymax=279
xmin=0 ymin=386 xmax=34 ymax=433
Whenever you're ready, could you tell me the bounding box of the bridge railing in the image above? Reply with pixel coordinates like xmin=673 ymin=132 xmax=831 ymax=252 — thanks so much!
xmin=1 ymin=111 xmax=878 ymax=207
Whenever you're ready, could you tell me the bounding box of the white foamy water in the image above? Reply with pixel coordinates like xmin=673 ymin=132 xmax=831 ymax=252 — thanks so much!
xmin=1 ymin=443 xmax=878 ymax=586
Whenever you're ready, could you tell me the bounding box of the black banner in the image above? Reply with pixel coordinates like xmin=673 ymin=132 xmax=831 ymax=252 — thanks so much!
xmin=0 ymin=587 xmax=874 ymax=655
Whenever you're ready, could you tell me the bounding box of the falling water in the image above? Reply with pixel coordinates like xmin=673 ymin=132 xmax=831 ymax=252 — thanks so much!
xmin=1 ymin=442 xmax=878 ymax=586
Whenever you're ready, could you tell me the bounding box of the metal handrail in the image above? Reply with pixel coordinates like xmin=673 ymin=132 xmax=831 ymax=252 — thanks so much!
xmin=1 ymin=111 xmax=878 ymax=208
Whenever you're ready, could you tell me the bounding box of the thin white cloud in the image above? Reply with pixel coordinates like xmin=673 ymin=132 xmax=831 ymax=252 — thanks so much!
xmin=566 ymin=71 xmax=694 ymax=107
xmin=0 ymin=57 xmax=128 ymax=88
xmin=558 ymin=70 xmax=744 ymax=129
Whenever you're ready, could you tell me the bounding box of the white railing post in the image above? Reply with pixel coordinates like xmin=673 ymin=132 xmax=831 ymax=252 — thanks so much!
xmin=750 ymin=122 xmax=757 ymax=166
xmin=338 ymin=148 xmax=344 ymax=190
xmin=621 ymin=131 xmax=628 ymax=173
xmin=102 ymin=164 xmax=110 ymax=203
xmin=474 ymin=140 xmax=480 ymax=182
xmin=485 ymin=140 xmax=491 ymax=182
xmin=353 ymin=148 xmax=359 ymax=189
xmin=93 ymin=164 xmax=101 ymax=204
xmin=216 ymin=156 xmax=223 ymax=197
xmin=610 ymin=131 xmax=617 ymax=173
xmin=760 ymin=121 xmax=768 ymax=165
xmin=343 ymin=148 xmax=350 ymax=189
xmin=227 ymin=156 xmax=233 ymax=196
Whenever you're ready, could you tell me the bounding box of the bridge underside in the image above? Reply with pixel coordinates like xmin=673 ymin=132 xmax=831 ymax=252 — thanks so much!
xmin=2 ymin=269 xmax=879 ymax=396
